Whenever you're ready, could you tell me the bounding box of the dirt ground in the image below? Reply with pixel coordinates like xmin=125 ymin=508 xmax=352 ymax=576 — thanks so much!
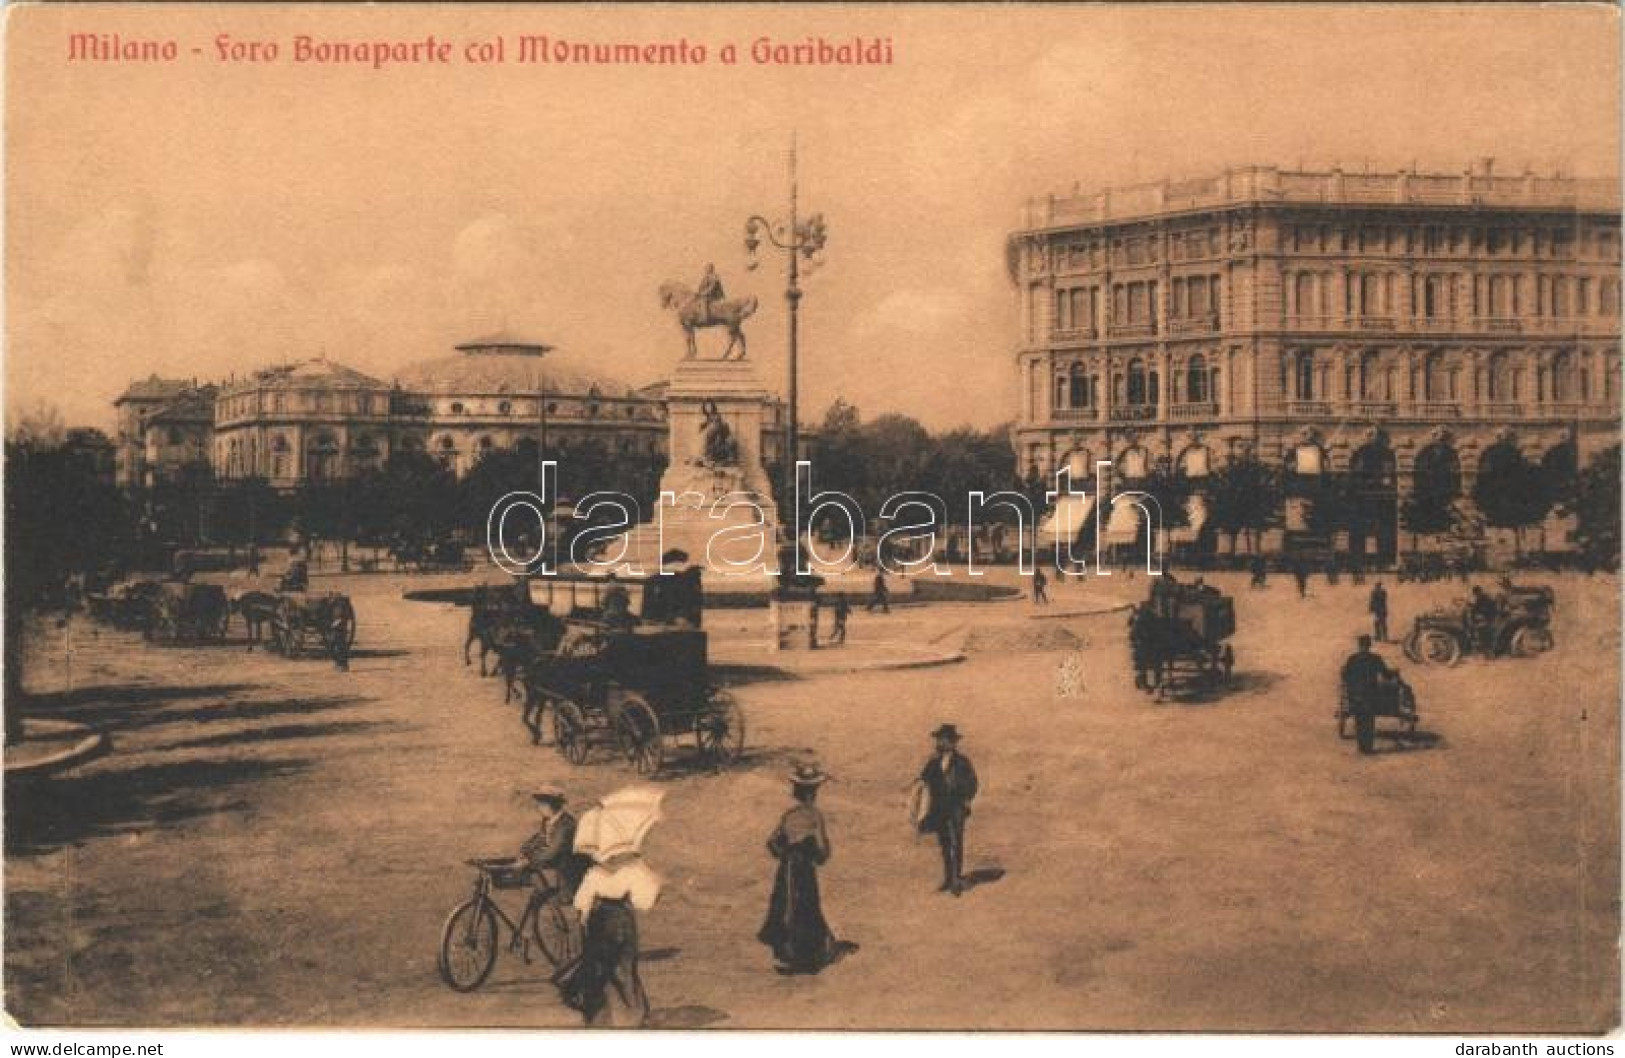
xmin=5 ymin=566 xmax=1619 ymax=1031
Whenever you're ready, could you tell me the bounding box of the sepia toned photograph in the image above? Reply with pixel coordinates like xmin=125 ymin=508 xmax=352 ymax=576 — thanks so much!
xmin=3 ymin=2 xmax=1620 ymax=1038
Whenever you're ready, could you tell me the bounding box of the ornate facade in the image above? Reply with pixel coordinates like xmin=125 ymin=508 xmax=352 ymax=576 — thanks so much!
xmin=118 ymin=339 xmax=791 ymax=490
xmin=1009 ymin=164 xmax=1621 ymax=556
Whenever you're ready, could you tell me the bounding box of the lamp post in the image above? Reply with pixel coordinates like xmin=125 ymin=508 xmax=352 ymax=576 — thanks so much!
xmin=745 ymin=137 xmax=828 ymax=539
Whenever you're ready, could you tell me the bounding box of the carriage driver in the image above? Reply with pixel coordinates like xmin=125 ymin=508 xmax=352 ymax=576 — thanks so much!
xmin=1340 ymin=635 xmax=1398 ymax=756
xmin=515 ymin=785 xmax=590 ymax=952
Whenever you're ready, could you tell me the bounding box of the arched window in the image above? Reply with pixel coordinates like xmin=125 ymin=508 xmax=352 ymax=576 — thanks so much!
xmin=1293 ymin=351 xmax=1316 ymax=400
xmin=1126 ymin=359 xmax=1148 ymax=406
xmin=1186 ymin=355 xmax=1208 ymax=403
xmin=1423 ymin=351 xmax=1449 ymax=401
xmin=1118 ymin=446 xmax=1149 ymax=480
xmin=1294 ymin=273 xmax=1317 ymax=316
xmin=1550 ymin=351 xmax=1577 ymax=402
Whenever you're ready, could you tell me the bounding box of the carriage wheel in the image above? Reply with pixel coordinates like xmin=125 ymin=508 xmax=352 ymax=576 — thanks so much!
xmin=276 ymin=599 xmax=300 ymax=656
xmin=531 ymin=894 xmax=583 ymax=968
xmin=1509 ymin=626 xmax=1553 ymax=657
xmin=614 ymin=694 xmax=664 ymax=776
xmin=331 ymin=598 xmax=358 ymax=650
xmin=695 ymin=691 xmax=746 ymax=767
xmin=1417 ymin=629 xmax=1462 ymax=666
xmin=1401 ymin=629 xmax=1422 ymax=664
xmin=554 ymin=701 xmax=590 ymax=766
xmin=437 ymin=898 xmax=498 ymax=992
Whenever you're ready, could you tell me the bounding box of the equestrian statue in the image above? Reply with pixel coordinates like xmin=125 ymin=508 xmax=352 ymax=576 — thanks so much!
xmin=659 ymin=264 xmax=758 ymax=361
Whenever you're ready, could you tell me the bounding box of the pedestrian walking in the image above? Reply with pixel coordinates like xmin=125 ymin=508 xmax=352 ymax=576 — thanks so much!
xmin=1292 ymin=560 xmax=1309 ymax=598
xmin=911 ymin=724 xmax=978 ymax=896
xmin=1249 ymin=554 xmax=1268 ymax=589
xmin=553 ymin=789 xmax=664 ymax=1028
xmin=1368 ymin=581 xmax=1389 ymax=642
xmin=867 ymin=569 xmax=890 ymax=614
xmin=830 ymin=595 xmax=850 ymax=645
xmin=1032 ymin=566 xmax=1049 ymax=605
xmin=758 ymin=759 xmax=855 ymax=975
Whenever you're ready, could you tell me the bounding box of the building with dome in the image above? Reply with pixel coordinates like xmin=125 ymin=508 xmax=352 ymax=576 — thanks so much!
xmin=116 ymin=338 xmax=790 ymax=490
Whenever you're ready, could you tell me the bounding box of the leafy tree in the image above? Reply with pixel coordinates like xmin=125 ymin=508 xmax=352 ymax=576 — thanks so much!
xmin=350 ymin=450 xmax=458 ymax=544
xmin=1208 ymin=457 xmax=1280 ymax=553
xmin=1564 ymin=444 xmax=1621 ymax=569
xmin=4 ymin=436 xmax=131 ymax=742
xmin=1401 ymin=451 xmax=1461 ymax=547
xmin=1472 ymin=443 xmax=1551 ymax=557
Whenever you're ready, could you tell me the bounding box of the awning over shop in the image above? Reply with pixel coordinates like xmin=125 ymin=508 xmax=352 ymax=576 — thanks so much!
xmin=1103 ymin=497 xmax=1144 ymax=544
xmin=1167 ymin=494 xmax=1210 ymax=545
xmin=1037 ymin=493 xmax=1096 ymax=545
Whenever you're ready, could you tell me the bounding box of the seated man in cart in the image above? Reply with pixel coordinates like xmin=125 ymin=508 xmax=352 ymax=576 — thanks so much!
xmin=515 ymin=785 xmax=590 ymax=956
xmin=1340 ymin=635 xmax=1401 ymax=756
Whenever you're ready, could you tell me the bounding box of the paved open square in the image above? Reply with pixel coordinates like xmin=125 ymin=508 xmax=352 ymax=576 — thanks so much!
xmin=6 ymin=567 xmax=1617 ymax=1031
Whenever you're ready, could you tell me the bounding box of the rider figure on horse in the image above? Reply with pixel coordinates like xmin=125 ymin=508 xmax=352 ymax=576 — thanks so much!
xmin=696 ymin=263 xmax=725 ymax=326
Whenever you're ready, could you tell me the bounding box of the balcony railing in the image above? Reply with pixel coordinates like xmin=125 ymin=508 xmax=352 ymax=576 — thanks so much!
xmin=1350 ymin=401 xmax=1397 ymax=418
xmin=1285 ymin=401 xmax=1333 ymax=416
xmin=1168 ymin=314 xmax=1220 ymax=335
xmin=1280 ymin=315 xmax=1621 ymax=336
xmin=1051 ymin=407 xmax=1099 ymax=422
xmin=1480 ymin=401 xmax=1524 ymax=418
xmin=1051 ymin=326 xmax=1098 ymax=342
xmin=1111 ymin=404 xmax=1157 ymax=422
xmin=1544 ymin=402 xmax=1587 ymax=419
xmin=1169 ymin=402 xmax=1219 ymax=420
xmin=1106 ymin=323 xmax=1158 ymax=339
xmin=1413 ymin=401 xmax=1464 ymax=419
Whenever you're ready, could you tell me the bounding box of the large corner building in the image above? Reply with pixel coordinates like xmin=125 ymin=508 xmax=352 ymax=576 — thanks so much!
xmin=1009 ymin=163 xmax=1621 ymax=558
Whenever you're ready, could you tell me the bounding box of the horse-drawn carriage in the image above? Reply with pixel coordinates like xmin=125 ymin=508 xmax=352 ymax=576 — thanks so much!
xmin=268 ymin=592 xmax=357 ymax=664
xmin=1129 ymin=578 xmax=1237 ymax=700
xmin=393 ymin=537 xmax=471 ymax=574
xmin=85 ymin=578 xmax=165 ymax=631
xmin=143 ymin=581 xmax=230 ymax=645
xmin=1402 ymin=580 xmax=1555 ymax=666
xmin=517 ymin=569 xmax=743 ymax=775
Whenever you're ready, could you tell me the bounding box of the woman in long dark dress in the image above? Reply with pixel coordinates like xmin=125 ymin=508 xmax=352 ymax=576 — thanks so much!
xmin=758 ymin=761 xmax=847 ymax=975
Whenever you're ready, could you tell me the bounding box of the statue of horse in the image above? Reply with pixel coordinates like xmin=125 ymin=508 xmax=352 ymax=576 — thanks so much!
xmin=658 ymin=282 xmax=758 ymax=360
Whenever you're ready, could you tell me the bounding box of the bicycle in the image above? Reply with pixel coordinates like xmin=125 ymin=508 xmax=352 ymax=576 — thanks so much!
xmin=437 ymin=857 xmax=584 ymax=993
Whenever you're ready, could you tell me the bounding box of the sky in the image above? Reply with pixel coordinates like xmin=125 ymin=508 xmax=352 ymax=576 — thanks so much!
xmin=6 ymin=3 xmax=1620 ymax=434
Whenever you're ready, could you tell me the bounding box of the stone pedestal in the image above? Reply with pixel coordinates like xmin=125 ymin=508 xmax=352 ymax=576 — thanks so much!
xmin=616 ymin=358 xmax=783 ymax=586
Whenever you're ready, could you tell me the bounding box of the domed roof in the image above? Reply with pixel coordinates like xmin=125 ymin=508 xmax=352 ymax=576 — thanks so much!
xmin=393 ymin=338 xmax=622 ymax=396
xmin=253 ymin=357 xmax=384 ymax=390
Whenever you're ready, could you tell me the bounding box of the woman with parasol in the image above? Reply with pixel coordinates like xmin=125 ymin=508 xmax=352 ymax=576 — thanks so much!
xmin=553 ymin=787 xmax=663 ymax=1027
xmin=758 ymin=758 xmax=853 ymax=975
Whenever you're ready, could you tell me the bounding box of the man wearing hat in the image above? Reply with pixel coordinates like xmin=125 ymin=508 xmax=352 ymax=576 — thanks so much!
xmin=1339 ymin=635 xmax=1398 ymax=755
xmin=915 ymin=725 xmax=979 ymax=896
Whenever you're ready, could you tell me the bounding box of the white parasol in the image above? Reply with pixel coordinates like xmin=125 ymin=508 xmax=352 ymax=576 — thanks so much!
xmin=573 ymin=786 xmax=665 ymax=864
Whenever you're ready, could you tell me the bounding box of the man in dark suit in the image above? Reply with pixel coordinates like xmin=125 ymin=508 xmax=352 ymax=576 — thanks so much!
xmin=916 ymin=724 xmax=979 ymax=896
xmin=1368 ymin=581 xmax=1389 ymax=642
xmin=1340 ymin=635 xmax=1397 ymax=755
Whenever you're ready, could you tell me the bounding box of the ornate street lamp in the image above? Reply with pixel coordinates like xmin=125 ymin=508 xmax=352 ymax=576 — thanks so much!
xmin=744 ymin=136 xmax=828 ymax=538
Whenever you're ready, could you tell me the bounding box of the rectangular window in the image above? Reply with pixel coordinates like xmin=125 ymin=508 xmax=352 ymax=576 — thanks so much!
xmin=1578 ymin=278 xmax=1591 ymax=315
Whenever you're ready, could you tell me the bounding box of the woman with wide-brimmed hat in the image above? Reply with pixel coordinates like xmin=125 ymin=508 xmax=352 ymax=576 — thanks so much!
xmin=757 ymin=757 xmax=853 ymax=974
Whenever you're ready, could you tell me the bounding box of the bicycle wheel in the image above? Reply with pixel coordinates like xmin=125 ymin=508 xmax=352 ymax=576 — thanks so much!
xmin=437 ymin=898 xmax=499 ymax=992
xmin=531 ymin=895 xmax=583 ymax=968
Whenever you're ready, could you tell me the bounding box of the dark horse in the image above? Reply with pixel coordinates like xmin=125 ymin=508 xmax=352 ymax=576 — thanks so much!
xmin=658 ymin=282 xmax=757 ymax=361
